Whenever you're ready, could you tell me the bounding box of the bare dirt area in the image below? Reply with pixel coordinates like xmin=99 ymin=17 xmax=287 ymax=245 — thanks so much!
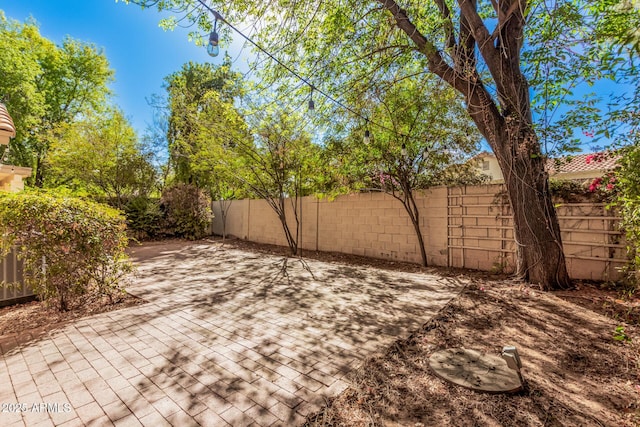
xmin=304 ymin=279 xmax=640 ymax=427
xmin=0 ymin=292 xmax=144 ymax=354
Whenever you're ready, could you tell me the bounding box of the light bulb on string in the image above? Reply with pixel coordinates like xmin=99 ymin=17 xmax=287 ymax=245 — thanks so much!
xmin=401 ymin=143 xmax=407 ymax=157
xmin=207 ymin=19 xmax=220 ymax=57
xmin=363 ymin=119 xmax=370 ymax=144
xmin=308 ymin=86 xmax=315 ymax=113
xmin=1 ymin=145 xmax=10 ymax=164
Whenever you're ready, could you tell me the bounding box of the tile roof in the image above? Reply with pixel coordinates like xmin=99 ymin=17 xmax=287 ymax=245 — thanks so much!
xmin=476 ymin=151 xmax=619 ymax=175
xmin=0 ymin=103 xmax=16 ymax=137
xmin=546 ymin=152 xmax=620 ymax=174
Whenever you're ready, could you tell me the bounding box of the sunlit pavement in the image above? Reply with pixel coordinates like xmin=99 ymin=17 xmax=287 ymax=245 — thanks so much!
xmin=1 ymin=239 xmax=466 ymax=426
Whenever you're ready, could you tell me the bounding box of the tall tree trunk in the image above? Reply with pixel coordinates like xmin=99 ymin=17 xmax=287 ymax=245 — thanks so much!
xmin=277 ymin=196 xmax=298 ymax=256
xmin=35 ymin=153 xmax=45 ymax=188
xmin=218 ymin=199 xmax=230 ymax=240
xmin=496 ymin=129 xmax=571 ymax=289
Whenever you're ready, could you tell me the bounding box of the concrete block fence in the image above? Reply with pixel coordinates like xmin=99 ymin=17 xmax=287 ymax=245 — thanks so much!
xmin=212 ymin=185 xmax=626 ymax=282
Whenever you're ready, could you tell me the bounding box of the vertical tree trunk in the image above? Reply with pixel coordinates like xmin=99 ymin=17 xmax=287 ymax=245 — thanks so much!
xmin=35 ymin=153 xmax=45 ymax=188
xmin=494 ymin=129 xmax=571 ymax=290
xmin=400 ymin=190 xmax=428 ymax=267
xmin=277 ymin=196 xmax=298 ymax=256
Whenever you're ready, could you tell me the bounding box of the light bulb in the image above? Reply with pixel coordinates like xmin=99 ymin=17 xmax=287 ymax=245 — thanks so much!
xmin=308 ymin=98 xmax=315 ymax=112
xmin=363 ymin=129 xmax=370 ymax=145
xmin=207 ymin=31 xmax=219 ymax=57
xmin=401 ymin=143 xmax=407 ymax=157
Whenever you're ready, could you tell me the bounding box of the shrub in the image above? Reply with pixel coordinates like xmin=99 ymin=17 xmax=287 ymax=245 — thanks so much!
xmin=0 ymin=191 xmax=131 ymax=311
xmin=122 ymin=196 xmax=162 ymax=241
xmin=615 ymin=143 xmax=640 ymax=285
xmin=160 ymin=184 xmax=212 ymax=240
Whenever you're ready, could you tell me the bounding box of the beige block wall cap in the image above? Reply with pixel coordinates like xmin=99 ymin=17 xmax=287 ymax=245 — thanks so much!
xmin=0 ymin=164 xmax=32 ymax=177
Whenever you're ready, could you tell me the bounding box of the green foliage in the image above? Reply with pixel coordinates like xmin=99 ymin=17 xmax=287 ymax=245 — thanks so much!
xmin=547 ymin=179 xmax=613 ymax=203
xmin=160 ymin=184 xmax=212 ymax=240
xmin=591 ymin=0 xmax=640 ymax=55
xmin=122 ymin=196 xmax=163 ymax=241
xmin=613 ymin=325 xmax=632 ymax=342
xmin=226 ymin=109 xmax=324 ymax=255
xmin=614 ymin=141 xmax=640 ymax=284
xmin=0 ymin=191 xmax=131 ymax=311
xmin=339 ymin=77 xmax=481 ymax=193
xmin=522 ymin=1 xmax=639 ymax=156
xmin=165 ymin=58 xmax=246 ymax=188
xmin=47 ymin=109 xmax=158 ymax=206
xmin=0 ymin=12 xmax=114 ymax=185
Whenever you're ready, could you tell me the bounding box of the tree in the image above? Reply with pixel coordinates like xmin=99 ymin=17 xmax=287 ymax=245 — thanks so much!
xmin=47 ymin=109 xmax=157 ymax=207
xmin=164 ymin=58 xmax=244 ymax=186
xmin=592 ymin=0 xmax=640 ymax=54
xmin=328 ymin=76 xmax=482 ymax=266
xmin=615 ymin=140 xmax=640 ymax=284
xmin=0 ymin=13 xmax=113 ymax=185
xmin=0 ymin=12 xmax=48 ymax=166
xmin=234 ymin=109 xmax=323 ymax=256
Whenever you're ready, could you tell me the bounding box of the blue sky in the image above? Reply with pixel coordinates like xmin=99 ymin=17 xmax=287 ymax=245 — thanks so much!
xmin=0 ymin=0 xmax=239 ymax=136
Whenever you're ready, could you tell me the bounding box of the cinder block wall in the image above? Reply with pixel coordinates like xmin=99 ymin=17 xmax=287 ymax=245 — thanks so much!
xmin=212 ymin=185 xmax=626 ymax=281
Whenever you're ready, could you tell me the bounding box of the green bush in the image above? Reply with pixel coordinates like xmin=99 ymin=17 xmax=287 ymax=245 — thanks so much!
xmin=122 ymin=196 xmax=162 ymax=241
xmin=160 ymin=184 xmax=212 ymax=240
xmin=0 ymin=191 xmax=131 ymax=311
xmin=615 ymin=143 xmax=640 ymax=285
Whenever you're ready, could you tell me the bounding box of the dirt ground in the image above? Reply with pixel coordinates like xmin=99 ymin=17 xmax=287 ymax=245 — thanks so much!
xmin=1 ymin=237 xmax=639 ymax=426
xmin=304 ymin=280 xmax=640 ymax=427
xmin=0 ymin=292 xmax=143 ymax=354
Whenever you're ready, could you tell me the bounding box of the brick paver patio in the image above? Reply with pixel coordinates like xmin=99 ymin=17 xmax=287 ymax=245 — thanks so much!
xmin=1 ymin=240 xmax=466 ymax=426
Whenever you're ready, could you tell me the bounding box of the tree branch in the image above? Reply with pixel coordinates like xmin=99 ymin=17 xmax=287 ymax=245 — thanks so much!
xmin=378 ymin=0 xmax=474 ymax=99
xmin=456 ymin=0 xmax=499 ymax=66
xmin=433 ymin=0 xmax=457 ymax=51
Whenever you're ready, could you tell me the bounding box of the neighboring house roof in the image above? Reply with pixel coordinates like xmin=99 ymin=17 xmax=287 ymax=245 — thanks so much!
xmin=0 ymin=103 xmax=16 ymax=138
xmin=546 ymin=152 xmax=620 ymax=175
xmin=475 ymin=151 xmax=619 ymax=173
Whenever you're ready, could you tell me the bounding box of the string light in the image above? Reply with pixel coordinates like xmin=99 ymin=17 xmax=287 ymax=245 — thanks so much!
xmin=206 ymin=18 xmax=219 ymax=57
xmin=1 ymin=145 xmax=10 ymax=164
xmin=308 ymin=87 xmax=315 ymax=112
xmin=192 ymin=0 xmax=413 ymax=145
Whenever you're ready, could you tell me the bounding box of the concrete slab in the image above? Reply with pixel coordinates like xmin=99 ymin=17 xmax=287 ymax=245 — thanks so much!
xmin=429 ymin=348 xmax=523 ymax=393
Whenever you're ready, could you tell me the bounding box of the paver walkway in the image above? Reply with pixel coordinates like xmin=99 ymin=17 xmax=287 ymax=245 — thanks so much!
xmin=1 ymin=240 xmax=466 ymax=426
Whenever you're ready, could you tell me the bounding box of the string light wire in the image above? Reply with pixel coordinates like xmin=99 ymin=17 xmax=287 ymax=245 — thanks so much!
xmin=193 ymin=0 xmax=411 ymax=142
